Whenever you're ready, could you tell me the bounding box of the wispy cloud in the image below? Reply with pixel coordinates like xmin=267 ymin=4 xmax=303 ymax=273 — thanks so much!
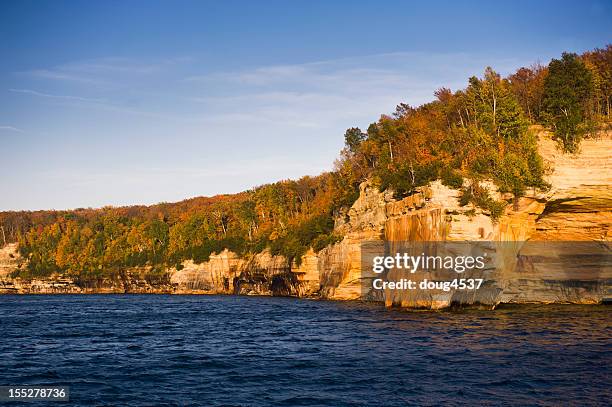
xmin=9 ymin=88 xmax=106 ymax=103
xmin=2 ymin=50 xmax=536 ymax=210
xmin=181 ymin=51 xmax=527 ymax=132
xmin=0 ymin=125 xmax=25 ymax=133
xmin=24 ymin=69 xmax=105 ymax=85
xmin=185 ymin=51 xmax=521 ymax=88
xmin=7 ymin=52 xmax=529 ymax=133
xmin=21 ymin=56 xmax=190 ymax=85
xmin=8 ymin=87 xmax=199 ymax=123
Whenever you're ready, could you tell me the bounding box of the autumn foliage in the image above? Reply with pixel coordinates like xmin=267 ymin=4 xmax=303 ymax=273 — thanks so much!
xmin=2 ymin=45 xmax=610 ymax=281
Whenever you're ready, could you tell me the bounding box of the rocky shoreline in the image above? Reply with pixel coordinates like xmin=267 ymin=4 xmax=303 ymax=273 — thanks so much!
xmin=2 ymin=132 xmax=611 ymax=309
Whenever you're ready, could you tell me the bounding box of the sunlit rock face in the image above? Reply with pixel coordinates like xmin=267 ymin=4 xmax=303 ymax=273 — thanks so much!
xmin=319 ymin=131 xmax=611 ymax=308
xmin=532 ymin=132 xmax=612 ymax=242
xmin=318 ymin=183 xmax=387 ymax=301
xmin=169 ymin=249 xmax=316 ymax=297
xmin=0 ymin=243 xmax=22 ymax=293
xmin=0 ymin=243 xmax=175 ymax=293
xmin=498 ymin=132 xmax=612 ymax=305
xmin=1 ymin=132 xmax=610 ymax=304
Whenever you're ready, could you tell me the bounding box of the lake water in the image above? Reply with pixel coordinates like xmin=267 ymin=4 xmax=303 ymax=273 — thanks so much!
xmin=0 ymin=295 xmax=610 ymax=406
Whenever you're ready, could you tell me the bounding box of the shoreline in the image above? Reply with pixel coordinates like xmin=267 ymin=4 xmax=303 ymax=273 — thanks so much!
xmin=1 ymin=290 xmax=609 ymax=311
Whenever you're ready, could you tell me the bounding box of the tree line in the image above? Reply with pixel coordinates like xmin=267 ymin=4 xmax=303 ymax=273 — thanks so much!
xmin=2 ymin=45 xmax=610 ymax=281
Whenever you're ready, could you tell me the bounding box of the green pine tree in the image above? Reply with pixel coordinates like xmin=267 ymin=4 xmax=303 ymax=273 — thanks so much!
xmin=542 ymin=53 xmax=595 ymax=153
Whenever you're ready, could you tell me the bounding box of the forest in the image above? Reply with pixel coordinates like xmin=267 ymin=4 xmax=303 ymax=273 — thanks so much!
xmin=2 ymin=45 xmax=610 ymax=281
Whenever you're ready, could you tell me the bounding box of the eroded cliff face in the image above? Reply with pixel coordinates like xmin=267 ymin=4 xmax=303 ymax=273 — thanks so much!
xmin=299 ymin=131 xmax=610 ymax=307
xmin=170 ymin=249 xmax=315 ymax=297
xmin=0 ymin=243 xmax=176 ymax=294
xmin=1 ymin=132 xmax=610 ymax=306
xmin=353 ymin=132 xmax=610 ymax=308
xmin=497 ymin=132 xmax=612 ymax=305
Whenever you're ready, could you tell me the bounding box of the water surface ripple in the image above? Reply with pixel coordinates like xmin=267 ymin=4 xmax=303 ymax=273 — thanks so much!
xmin=0 ymin=295 xmax=610 ymax=406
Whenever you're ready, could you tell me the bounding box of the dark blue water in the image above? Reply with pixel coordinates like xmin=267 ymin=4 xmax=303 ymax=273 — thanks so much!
xmin=0 ymin=296 xmax=610 ymax=406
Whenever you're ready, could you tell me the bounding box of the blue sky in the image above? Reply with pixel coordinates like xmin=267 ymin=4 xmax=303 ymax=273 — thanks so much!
xmin=1 ymin=0 xmax=610 ymax=211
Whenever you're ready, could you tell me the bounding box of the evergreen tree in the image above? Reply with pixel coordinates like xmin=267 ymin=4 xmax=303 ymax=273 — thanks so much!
xmin=343 ymin=127 xmax=366 ymax=153
xmin=542 ymin=53 xmax=594 ymax=152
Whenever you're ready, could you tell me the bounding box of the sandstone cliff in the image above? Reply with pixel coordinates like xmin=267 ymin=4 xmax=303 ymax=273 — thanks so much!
xmin=0 ymin=244 xmax=175 ymax=294
xmin=166 ymin=130 xmax=612 ymax=307
xmin=315 ymin=131 xmax=611 ymax=308
xmin=1 ymin=131 xmax=610 ymax=307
